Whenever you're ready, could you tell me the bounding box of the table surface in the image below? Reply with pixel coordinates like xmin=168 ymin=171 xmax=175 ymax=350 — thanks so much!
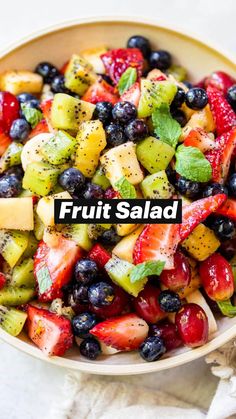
xmin=0 ymin=1 xmax=235 ymax=417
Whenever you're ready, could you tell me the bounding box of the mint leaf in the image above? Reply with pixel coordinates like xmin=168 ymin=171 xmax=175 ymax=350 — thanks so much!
xmin=36 ymin=266 xmax=52 ymax=294
xmin=217 ymin=300 xmax=236 ymax=317
xmin=114 ymin=176 xmax=137 ymax=199
xmin=175 ymin=144 xmax=212 ymax=182
xmin=130 ymin=261 xmax=165 ymax=283
xmin=118 ymin=67 xmax=137 ymax=95
xmin=152 ymin=104 xmax=181 ymax=149
xmin=21 ymin=104 xmax=43 ymax=129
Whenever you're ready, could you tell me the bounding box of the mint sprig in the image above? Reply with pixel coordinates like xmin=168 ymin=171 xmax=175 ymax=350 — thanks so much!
xmin=114 ymin=176 xmax=137 ymax=199
xmin=21 ymin=104 xmax=43 ymax=129
xmin=37 ymin=265 xmax=52 ymax=294
xmin=152 ymin=104 xmax=181 ymax=149
xmin=130 ymin=261 xmax=165 ymax=283
xmin=175 ymin=144 xmax=212 ymax=182
xmin=217 ymin=300 xmax=236 ymax=318
xmin=118 ymin=67 xmax=137 ymax=95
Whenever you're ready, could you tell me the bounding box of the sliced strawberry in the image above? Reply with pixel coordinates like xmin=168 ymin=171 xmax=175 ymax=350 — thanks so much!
xmin=88 ymin=243 xmax=111 ymax=269
xmin=34 ymin=238 xmax=81 ymax=302
xmin=29 ymin=119 xmax=49 ymax=139
xmin=0 ymin=272 xmax=6 ymax=289
xmin=205 ymin=128 xmax=236 ymax=183
xmin=90 ymin=313 xmax=148 ymax=351
xmin=104 ymin=187 xmax=119 ymax=199
xmin=40 ymin=99 xmax=53 ymax=125
xmin=0 ymin=92 xmax=20 ymax=132
xmin=215 ymin=198 xmax=236 ymax=221
xmin=82 ymin=79 xmax=118 ymax=104
xmin=27 ymin=305 xmax=73 ymax=356
xmin=101 ymin=48 xmax=144 ymax=84
xmin=207 ymin=85 xmax=236 ymax=135
xmin=184 ymin=128 xmax=216 ymax=153
xmin=180 ymin=194 xmax=227 ymax=241
xmin=119 ymin=82 xmax=141 ymax=107
xmin=205 ymin=71 xmax=235 ymax=95
xmin=0 ymin=126 xmax=11 ymax=156
xmin=133 ymin=224 xmax=180 ymax=270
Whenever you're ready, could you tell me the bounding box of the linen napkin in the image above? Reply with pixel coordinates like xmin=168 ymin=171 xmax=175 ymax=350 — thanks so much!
xmin=49 ymin=340 xmax=236 ymax=419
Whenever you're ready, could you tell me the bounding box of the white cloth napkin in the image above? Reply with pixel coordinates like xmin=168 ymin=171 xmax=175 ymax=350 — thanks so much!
xmin=49 ymin=341 xmax=236 ymax=419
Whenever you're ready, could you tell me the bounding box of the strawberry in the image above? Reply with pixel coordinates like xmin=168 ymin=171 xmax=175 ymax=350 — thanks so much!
xmin=207 ymin=85 xmax=236 ymax=135
xmin=119 ymin=82 xmax=141 ymax=107
xmin=29 ymin=119 xmax=49 ymax=139
xmin=34 ymin=238 xmax=81 ymax=302
xmin=90 ymin=313 xmax=148 ymax=351
xmin=27 ymin=305 xmax=73 ymax=356
xmin=184 ymin=128 xmax=216 ymax=153
xmin=205 ymin=71 xmax=235 ymax=95
xmin=180 ymin=194 xmax=227 ymax=241
xmin=101 ymin=48 xmax=144 ymax=84
xmin=133 ymin=224 xmax=180 ymax=270
xmin=104 ymin=187 xmax=119 ymax=199
xmin=40 ymin=99 xmax=53 ymax=127
xmin=215 ymin=198 xmax=236 ymax=221
xmin=88 ymin=244 xmax=111 ymax=269
xmin=0 ymin=126 xmax=11 ymax=156
xmin=82 ymin=79 xmax=118 ymax=104
xmin=0 ymin=272 xmax=6 ymax=289
xmin=0 ymin=92 xmax=20 ymax=133
xmin=205 ymin=127 xmax=236 ymax=183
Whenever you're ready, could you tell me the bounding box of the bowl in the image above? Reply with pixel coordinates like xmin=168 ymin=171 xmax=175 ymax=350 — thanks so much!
xmin=0 ymin=17 xmax=236 ymax=375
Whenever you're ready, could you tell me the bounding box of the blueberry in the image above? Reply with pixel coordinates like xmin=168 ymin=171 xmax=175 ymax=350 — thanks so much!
xmin=51 ymin=75 xmax=69 ymax=94
xmin=5 ymin=165 xmax=24 ymax=180
xmin=83 ymin=183 xmax=104 ymax=199
xmin=17 ymin=93 xmax=37 ymax=104
xmin=73 ymin=284 xmax=89 ymax=304
xmin=127 ymin=35 xmax=151 ymax=59
xmin=185 ymin=88 xmax=208 ymax=110
xmin=35 ymin=61 xmax=60 ymax=83
xmin=228 ymin=174 xmax=236 ymax=198
xmin=88 ymin=281 xmax=115 ymax=307
xmin=171 ymin=87 xmax=186 ymax=109
xmin=79 ymin=337 xmax=101 ymax=360
xmin=166 ymin=166 xmax=177 ymax=186
xmin=139 ymin=336 xmax=166 ymax=362
xmin=211 ymin=216 xmax=236 ymax=241
xmin=183 ymin=81 xmax=193 ymax=89
xmin=125 ymin=119 xmax=148 ymax=142
xmin=93 ymin=101 xmax=113 ymax=125
xmin=99 ymin=227 xmax=121 ymax=245
xmin=158 ymin=290 xmax=181 ymax=312
xmin=226 ymin=85 xmax=236 ymax=111
xmin=9 ymin=118 xmax=31 ymax=141
xmin=171 ymin=109 xmax=187 ymax=127
xmin=74 ymin=259 xmax=98 ymax=285
xmin=176 ymin=177 xmax=201 ymax=198
xmin=59 ymin=168 xmax=85 ymax=195
xmin=0 ymin=174 xmax=22 ymax=197
xmin=72 ymin=312 xmax=98 ymax=338
xmin=112 ymin=101 xmax=137 ymax=125
xmin=149 ymin=50 xmax=172 ymax=71
xmin=105 ymin=123 xmax=127 ymax=147
xmin=202 ymin=182 xmax=228 ymax=198
xmin=22 ymin=98 xmax=40 ymax=110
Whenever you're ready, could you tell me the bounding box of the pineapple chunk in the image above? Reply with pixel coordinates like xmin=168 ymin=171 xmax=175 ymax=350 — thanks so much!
xmin=21 ymin=133 xmax=54 ymax=171
xmin=182 ymin=223 xmax=220 ymax=261
xmin=75 ymin=120 xmax=106 ymax=177
xmin=80 ymin=46 xmax=108 ymax=74
xmin=112 ymin=226 xmax=144 ymax=263
xmin=43 ymin=228 xmax=63 ymax=248
xmin=0 ymin=71 xmax=43 ymax=95
xmin=184 ymin=104 xmax=215 ymax=133
xmin=0 ymin=197 xmax=34 ymax=230
xmin=100 ymin=142 xmax=144 ymax=186
xmin=186 ymin=290 xmax=218 ymax=335
xmin=116 ymin=223 xmax=138 ymax=237
xmin=36 ymin=191 xmax=72 ymax=227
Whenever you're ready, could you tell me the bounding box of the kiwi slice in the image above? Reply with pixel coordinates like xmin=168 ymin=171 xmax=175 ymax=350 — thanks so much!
xmin=0 ymin=230 xmax=29 ymax=268
xmin=0 ymin=286 xmax=35 ymax=306
xmin=0 ymin=142 xmax=23 ymax=174
xmin=136 ymin=136 xmax=175 ymax=174
xmin=64 ymin=54 xmax=96 ymax=95
xmin=41 ymin=130 xmax=76 ymax=165
xmin=92 ymin=167 xmax=111 ymax=190
xmin=138 ymin=79 xmax=177 ymax=118
xmin=0 ymin=305 xmax=27 ymax=336
xmin=23 ymin=233 xmax=38 ymax=258
xmin=23 ymin=161 xmax=60 ymax=196
xmin=141 ymin=171 xmax=174 ymax=199
xmin=12 ymin=258 xmax=35 ymax=288
xmin=62 ymin=224 xmax=93 ymax=251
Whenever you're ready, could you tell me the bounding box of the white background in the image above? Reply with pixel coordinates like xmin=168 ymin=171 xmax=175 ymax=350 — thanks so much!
xmin=0 ymin=1 xmax=235 ymax=418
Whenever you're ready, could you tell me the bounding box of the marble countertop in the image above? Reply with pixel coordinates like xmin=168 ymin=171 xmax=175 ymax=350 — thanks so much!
xmin=0 ymin=1 xmax=235 ymax=417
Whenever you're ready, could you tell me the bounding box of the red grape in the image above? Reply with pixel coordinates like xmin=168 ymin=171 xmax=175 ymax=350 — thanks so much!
xmin=175 ymin=303 xmax=209 ymax=347
xmin=0 ymin=92 xmax=20 ymax=132
xmin=199 ymin=253 xmax=234 ymax=301
xmin=160 ymin=251 xmax=191 ymax=291
xmin=149 ymin=321 xmax=183 ymax=351
xmin=133 ymin=284 xmax=167 ymax=324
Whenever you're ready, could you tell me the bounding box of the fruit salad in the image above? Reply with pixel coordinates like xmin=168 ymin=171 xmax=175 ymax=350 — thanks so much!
xmin=0 ymin=34 xmax=236 ymax=363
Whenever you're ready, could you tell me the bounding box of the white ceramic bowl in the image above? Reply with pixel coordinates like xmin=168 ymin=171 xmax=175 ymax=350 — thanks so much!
xmin=1 ymin=17 xmax=236 ymax=375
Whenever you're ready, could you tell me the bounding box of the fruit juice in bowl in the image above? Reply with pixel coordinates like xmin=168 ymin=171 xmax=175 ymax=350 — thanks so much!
xmin=0 ymin=28 xmax=235 ymax=367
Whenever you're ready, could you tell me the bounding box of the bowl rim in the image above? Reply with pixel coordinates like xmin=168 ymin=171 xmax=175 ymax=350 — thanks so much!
xmin=0 ymin=16 xmax=236 ymax=374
